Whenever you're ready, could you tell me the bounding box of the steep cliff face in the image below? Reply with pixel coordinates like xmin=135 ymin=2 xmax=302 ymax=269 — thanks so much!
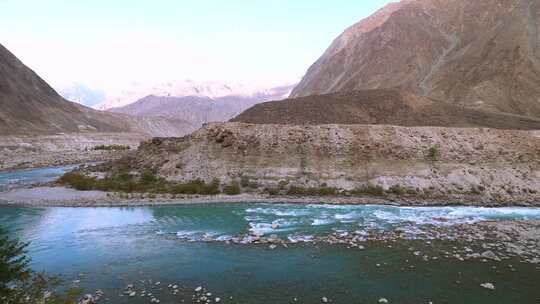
xmin=291 ymin=0 xmax=540 ymax=118
xmin=125 ymin=123 xmax=540 ymax=204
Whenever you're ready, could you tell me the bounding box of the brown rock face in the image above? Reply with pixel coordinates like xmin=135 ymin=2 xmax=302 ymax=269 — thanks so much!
xmin=233 ymin=89 xmax=540 ymax=129
xmin=291 ymin=0 xmax=540 ymax=118
xmin=121 ymin=122 xmax=540 ymax=205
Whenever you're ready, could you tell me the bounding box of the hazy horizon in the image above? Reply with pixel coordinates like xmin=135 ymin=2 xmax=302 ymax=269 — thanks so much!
xmin=1 ymin=0 xmax=396 ymax=105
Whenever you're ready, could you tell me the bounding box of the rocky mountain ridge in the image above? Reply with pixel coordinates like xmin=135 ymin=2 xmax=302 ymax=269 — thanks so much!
xmin=95 ymin=81 xmax=295 ymax=111
xmin=233 ymin=89 xmax=540 ymax=130
xmin=291 ymin=0 xmax=540 ymax=119
xmin=109 ymin=84 xmax=295 ymax=128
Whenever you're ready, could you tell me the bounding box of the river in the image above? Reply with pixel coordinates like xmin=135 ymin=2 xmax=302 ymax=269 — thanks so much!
xmin=0 ymin=167 xmax=539 ymax=303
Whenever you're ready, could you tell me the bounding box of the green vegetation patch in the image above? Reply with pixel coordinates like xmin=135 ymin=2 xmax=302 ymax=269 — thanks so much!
xmin=92 ymin=144 xmax=131 ymax=151
xmin=0 ymin=226 xmax=82 ymax=303
xmin=223 ymin=181 xmax=241 ymax=195
xmin=286 ymin=186 xmax=339 ymax=196
xmin=59 ymin=170 xmax=222 ymax=195
xmin=426 ymin=146 xmax=440 ymax=161
xmin=170 ymin=179 xmax=221 ymax=195
xmin=351 ymin=185 xmax=385 ymax=196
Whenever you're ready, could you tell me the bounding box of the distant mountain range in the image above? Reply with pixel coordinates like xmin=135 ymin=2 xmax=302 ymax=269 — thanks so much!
xmin=93 ymin=81 xmax=295 ymax=111
xmin=108 ymin=84 xmax=295 ymax=128
xmin=57 ymin=83 xmax=106 ymax=107
xmin=0 ymin=43 xmax=193 ymax=136
xmin=4 ymin=0 xmax=540 ymax=136
xmin=290 ymin=0 xmax=540 ymax=119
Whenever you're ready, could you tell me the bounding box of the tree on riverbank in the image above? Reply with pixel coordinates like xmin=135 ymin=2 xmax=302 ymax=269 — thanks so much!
xmin=0 ymin=226 xmax=80 ymax=304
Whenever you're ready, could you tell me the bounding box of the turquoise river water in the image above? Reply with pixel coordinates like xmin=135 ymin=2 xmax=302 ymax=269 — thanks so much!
xmin=0 ymin=167 xmax=539 ymax=303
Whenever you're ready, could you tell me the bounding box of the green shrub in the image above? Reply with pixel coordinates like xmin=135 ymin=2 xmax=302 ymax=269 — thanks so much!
xmin=0 ymin=226 xmax=82 ymax=303
xmin=426 ymin=146 xmax=440 ymax=161
xmin=200 ymin=178 xmax=221 ymax=195
xmin=115 ymin=170 xmax=133 ymax=182
xmin=58 ymin=172 xmax=96 ymax=191
xmin=286 ymin=186 xmax=307 ymax=196
xmin=240 ymin=176 xmax=251 ymax=188
xmin=224 ymin=181 xmax=241 ymax=195
xmin=278 ymin=180 xmax=289 ymax=190
xmin=406 ymin=188 xmax=418 ymax=195
xmin=388 ymin=185 xmax=406 ymax=195
xmin=140 ymin=169 xmax=158 ymax=184
xmin=264 ymin=188 xmax=280 ymax=195
xmin=170 ymin=180 xmax=205 ymax=194
xmin=60 ymin=170 xmax=223 ymax=196
xmin=317 ymin=187 xmax=338 ymax=196
xmin=352 ymin=185 xmax=385 ymax=196
xmin=92 ymin=144 xmax=130 ymax=151
xmin=286 ymin=186 xmax=338 ymax=196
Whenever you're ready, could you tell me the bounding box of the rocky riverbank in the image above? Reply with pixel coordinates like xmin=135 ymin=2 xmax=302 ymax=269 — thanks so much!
xmin=72 ymin=219 xmax=540 ymax=304
xmin=2 ymin=186 xmax=540 ymax=207
xmin=0 ymin=133 xmax=145 ymax=171
xmin=198 ymin=220 xmax=540 ymax=265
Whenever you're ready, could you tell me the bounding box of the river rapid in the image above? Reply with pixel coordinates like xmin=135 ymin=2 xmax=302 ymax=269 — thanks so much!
xmin=0 ymin=167 xmax=539 ymax=303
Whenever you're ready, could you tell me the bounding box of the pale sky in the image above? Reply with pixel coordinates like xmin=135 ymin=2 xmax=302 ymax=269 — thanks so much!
xmin=1 ymin=0 xmax=395 ymax=95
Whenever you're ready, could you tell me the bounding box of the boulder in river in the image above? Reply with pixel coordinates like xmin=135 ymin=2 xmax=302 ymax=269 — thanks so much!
xmin=78 ymin=294 xmax=95 ymax=304
xmin=480 ymin=283 xmax=495 ymax=290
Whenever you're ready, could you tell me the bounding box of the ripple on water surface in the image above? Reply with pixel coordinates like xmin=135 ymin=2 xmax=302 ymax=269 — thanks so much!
xmin=2 ymin=203 xmax=540 ymax=303
xmin=4 ymin=203 xmax=540 ymax=244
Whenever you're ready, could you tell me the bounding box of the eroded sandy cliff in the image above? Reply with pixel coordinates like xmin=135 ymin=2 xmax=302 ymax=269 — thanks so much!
xmin=124 ymin=123 xmax=540 ymax=204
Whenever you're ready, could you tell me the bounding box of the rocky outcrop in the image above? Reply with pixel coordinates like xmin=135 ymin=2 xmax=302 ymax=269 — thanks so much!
xmin=125 ymin=123 xmax=540 ymax=204
xmin=291 ymin=0 xmax=540 ymax=119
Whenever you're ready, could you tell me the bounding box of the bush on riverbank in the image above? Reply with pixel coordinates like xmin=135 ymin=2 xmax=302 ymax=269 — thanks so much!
xmin=286 ymin=186 xmax=339 ymax=196
xmin=350 ymin=185 xmax=385 ymax=196
xmin=223 ymin=181 xmax=241 ymax=195
xmin=170 ymin=179 xmax=221 ymax=195
xmin=59 ymin=171 xmax=482 ymax=199
xmin=59 ymin=171 xmax=224 ymax=195
xmin=92 ymin=144 xmax=131 ymax=151
xmin=58 ymin=172 xmax=97 ymax=191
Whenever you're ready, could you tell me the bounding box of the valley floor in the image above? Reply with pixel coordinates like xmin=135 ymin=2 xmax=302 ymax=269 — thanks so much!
xmin=0 ymin=132 xmax=144 ymax=171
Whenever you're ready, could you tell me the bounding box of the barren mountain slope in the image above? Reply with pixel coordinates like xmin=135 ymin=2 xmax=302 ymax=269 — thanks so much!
xmin=0 ymin=43 xmax=193 ymax=136
xmin=233 ymin=89 xmax=540 ymax=130
xmin=291 ymin=0 xmax=540 ymax=118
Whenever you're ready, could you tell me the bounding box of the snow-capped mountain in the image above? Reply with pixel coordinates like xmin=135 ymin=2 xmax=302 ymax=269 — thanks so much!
xmin=94 ymin=80 xmax=295 ymax=110
xmin=57 ymin=83 xmax=106 ymax=107
xmin=108 ymin=83 xmax=297 ymax=129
